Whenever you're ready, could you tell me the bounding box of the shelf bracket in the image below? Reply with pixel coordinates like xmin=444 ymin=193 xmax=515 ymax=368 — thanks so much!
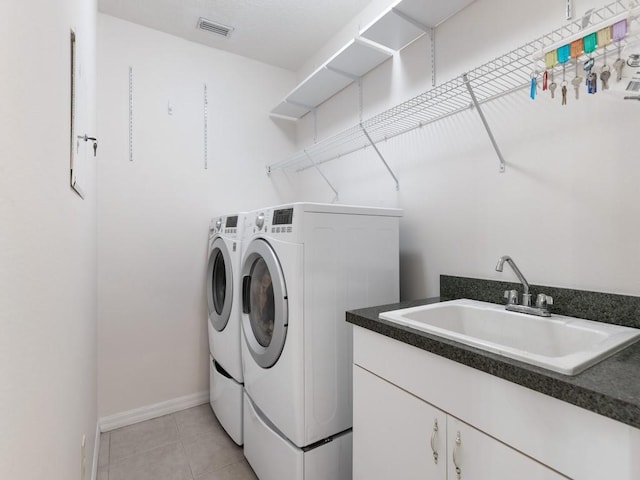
xmin=128 ymin=66 xmax=134 ymax=162
xmin=304 ymin=150 xmax=339 ymax=201
xmin=360 ymin=124 xmax=400 ymax=190
xmin=325 ymin=65 xmax=360 ymax=81
xmin=391 ymin=7 xmax=436 ymax=86
xmin=462 ymin=73 xmax=506 ymax=173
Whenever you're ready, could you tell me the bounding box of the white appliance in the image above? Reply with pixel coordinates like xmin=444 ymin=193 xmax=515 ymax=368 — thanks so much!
xmin=240 ymin=203 xmax=402 ymax=480
xmin=206 ymin=213 xmax=245 ymax=445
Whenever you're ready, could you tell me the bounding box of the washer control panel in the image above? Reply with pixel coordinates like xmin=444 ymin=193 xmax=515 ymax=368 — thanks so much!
xmin=224 ymin=215 xmax=238 ymax=234
xmin=211 ymin=216 xmax=239 ymax=236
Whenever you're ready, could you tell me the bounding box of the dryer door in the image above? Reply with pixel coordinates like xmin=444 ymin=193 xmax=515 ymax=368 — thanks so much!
xmin=207 ymin=236 xmax=233 ymax=332
xmin=241 ymin=238 xmax=288 ymax=369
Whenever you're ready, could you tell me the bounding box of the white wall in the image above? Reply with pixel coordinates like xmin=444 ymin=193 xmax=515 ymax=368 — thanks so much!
xmin=0 ymin=0 xmax=98 ymax=479
xmin=282 ymin=0 xmax=640 ymax=300
xmin=97 ymin=14 xmax=296 ymax=417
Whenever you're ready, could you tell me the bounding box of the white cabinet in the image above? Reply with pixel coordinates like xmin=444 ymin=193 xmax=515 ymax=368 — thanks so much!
xmin=354 ymin=366 xmax=564 ymax=480
xmin=352 ymin=325 xmax=640 ymax=480
xmin=353 ymin=365 xmax=445 ymax=480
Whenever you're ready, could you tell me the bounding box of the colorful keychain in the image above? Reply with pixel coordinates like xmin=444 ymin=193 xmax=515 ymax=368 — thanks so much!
xmin=612 ymin=19 xmax=628 ymax=41
xmin=583 ymin=33 xmax=598 ymax=54
xmin=545 ymin=50 xmax=558 ymax=68
xmin=557 ymin=44 xmax=570 ymax=64
xmin=530 ymin=72 xmax=538 ymax=100
xmin=570 ymin=39 xmax=583 ymax=58
xmin=597 ymin=26 xmax=612 ymax=47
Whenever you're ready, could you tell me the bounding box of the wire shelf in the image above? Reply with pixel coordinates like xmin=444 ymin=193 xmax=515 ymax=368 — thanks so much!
xmin=267 ymin=0 xmax=637 ymax=174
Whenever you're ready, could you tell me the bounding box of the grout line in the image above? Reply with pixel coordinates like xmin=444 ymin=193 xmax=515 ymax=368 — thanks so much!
xmin=172 ymin=413 xmax=197 ymax=480
xmin=180 ymin=438 xmax=196 ymax=480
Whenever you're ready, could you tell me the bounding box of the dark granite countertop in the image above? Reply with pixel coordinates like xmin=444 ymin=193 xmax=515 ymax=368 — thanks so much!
xmin=347 ymin=294 xmax=640 ymax=430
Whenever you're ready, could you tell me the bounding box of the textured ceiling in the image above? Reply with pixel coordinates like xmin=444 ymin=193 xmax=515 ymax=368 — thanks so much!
xmin=98 ymin=0 xmax=374 ymax=71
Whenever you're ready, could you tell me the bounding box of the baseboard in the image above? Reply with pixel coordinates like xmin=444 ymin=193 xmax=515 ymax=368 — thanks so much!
xmin=99 ymin=391 xmax=209 ymax=432
xmin=91 ymin=421 xmax=100 ymax=480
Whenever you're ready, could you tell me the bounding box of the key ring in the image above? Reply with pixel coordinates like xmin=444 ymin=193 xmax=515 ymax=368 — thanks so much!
xmin=583 ymin=57 xmax=595 ymax=72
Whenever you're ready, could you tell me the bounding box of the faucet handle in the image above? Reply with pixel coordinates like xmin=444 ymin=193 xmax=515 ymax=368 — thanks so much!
xmin=504 ymin=289 xmax=518 ymax=305
xmin=535 ymin=294 xmax=553 ymax=309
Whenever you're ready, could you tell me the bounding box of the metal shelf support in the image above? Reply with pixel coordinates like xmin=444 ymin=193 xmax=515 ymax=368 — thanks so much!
xmin=430 ymin=28 xmax=436 ymax=87
xmin=304 ymin=150 xmax=339 ymax=201
xmin=128 ymin=66 xmax=134 ymax=162
xmin=566 ymin=0 xmax=574 ymax=19
xmin=361 ymin=124 xmax=400 ymax=191
xmin=462 ymin=73 xmax=506 ymax=173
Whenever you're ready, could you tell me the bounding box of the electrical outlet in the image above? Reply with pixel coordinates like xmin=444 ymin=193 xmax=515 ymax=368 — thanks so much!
xmin=81 ymin=434 xmax=86 ymax=480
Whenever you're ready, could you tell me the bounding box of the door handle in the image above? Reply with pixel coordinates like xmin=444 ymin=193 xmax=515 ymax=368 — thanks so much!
xmin=453 ymin=431 xmax=462 ymax=479
xmin=242 ymin=275 xmax=251 ymax=314
xmin=430 ymin=418 xmax=439 ymax=464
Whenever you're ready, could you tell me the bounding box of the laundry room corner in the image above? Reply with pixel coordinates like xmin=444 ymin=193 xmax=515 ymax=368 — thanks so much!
xmin=96 ymin=14 xmax=297 ymax=420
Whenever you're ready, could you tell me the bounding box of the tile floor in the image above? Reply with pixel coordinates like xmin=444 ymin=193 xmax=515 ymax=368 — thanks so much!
xmin=97 ymin=404 xmax=257 ymax=480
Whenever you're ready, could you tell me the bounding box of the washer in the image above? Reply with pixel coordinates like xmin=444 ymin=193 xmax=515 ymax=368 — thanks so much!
xmin=240 ymin=203 xmax=402 ymax=480
xmin=206 ymin=213 xmax=245 ymax=445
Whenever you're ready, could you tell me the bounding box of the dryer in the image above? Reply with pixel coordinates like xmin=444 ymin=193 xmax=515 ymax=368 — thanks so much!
xmin=240 ymin=203 xmax=402 ymax=480
xmin=206 ymin=213 xmax=245 ymax=445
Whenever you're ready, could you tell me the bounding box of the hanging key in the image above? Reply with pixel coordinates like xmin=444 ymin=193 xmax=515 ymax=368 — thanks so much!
xmin=583 ymin=58 xmax=594 ymax=88
xmin=613 ymin=57 xmax=625 ymax=81
xmin=77 ymin=134 xmax=98 ymax=157
xmin=561 ymin=83 xmax=568 ymax=105
xmin=588 ymin=71 xmax=598 ymax=94
xmin=571 ymin=75 xmax=583 ymax=99
xmin=549 ymin=70 xmax=557 ymax=99
xmin=571 ymin=60 xmax=583 ymax=100
xmin=600 ymin=66 xmax=611 ymax=90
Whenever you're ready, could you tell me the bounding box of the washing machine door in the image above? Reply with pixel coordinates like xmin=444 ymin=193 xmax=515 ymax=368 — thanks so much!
xmin=207 ymin=236 xmax=233 ymax=332
xmin=241 ymin=238 xmax=288 ymax=369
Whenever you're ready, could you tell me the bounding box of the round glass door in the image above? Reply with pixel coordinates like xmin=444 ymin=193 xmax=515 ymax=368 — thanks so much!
xmin=207 ymin=237 xmax=233 ymax=331
xmin=241 ymin=239 xmax=288 ymax=368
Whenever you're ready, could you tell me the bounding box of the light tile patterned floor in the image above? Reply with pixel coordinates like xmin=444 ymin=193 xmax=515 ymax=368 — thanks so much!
xmin=98 ymin=404 xmax=257 ymax=480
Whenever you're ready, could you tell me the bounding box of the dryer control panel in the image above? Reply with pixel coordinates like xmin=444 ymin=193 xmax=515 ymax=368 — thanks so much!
xmin=272 ymin=208 xmax=293 ymax=225
xmin=271 ymin=208 xmax=293 ymax=234
xmin=248 ymin=207 xmax=295 ymax=237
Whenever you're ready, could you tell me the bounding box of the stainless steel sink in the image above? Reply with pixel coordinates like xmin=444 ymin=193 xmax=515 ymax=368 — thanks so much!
xmin=379 ymin=299 xmax=640 ymax=375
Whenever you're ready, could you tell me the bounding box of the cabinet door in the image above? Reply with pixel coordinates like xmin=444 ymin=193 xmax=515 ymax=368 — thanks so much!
xmin=353 ymin=365 xmax=446 ymax=480
xmin=446 ymin=417 xmax=567 ymax=480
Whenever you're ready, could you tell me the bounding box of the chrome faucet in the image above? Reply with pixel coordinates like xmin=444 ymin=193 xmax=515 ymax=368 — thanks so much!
xmin=495 ymin=255 xmax=531 ymax=306
xmin=495 ymin=255 xmax=553 ymax=317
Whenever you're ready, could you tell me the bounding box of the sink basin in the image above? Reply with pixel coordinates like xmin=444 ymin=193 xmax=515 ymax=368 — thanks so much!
xmin=379 ymin=299 xmax=640 ymax=375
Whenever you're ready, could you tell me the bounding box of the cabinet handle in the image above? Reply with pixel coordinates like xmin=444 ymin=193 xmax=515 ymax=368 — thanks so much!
xmin=453 ymin=431 xmax=462 ymax=479
xmin=430 ymin=419 xmax=439 ymax=464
